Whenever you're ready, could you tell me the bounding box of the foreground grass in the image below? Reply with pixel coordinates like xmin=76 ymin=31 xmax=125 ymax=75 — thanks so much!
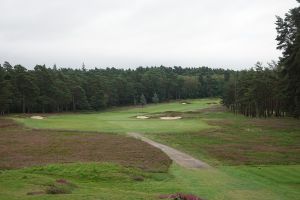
xmin=0 ymin=163 xmax=299 ymax=200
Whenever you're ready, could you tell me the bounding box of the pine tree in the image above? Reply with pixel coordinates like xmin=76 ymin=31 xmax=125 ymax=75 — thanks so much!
xmin=152 ymin=92 xmax=159 ymax=103
xmin=72 ymin=86 xmax=90 ymax=111
xmin=0 ymin=65 xmax=13 ymax=114
xmin=276 ymin=1 xmax=300 ymax=117
xmin=140 ymin=94 xmax=147 ymax=107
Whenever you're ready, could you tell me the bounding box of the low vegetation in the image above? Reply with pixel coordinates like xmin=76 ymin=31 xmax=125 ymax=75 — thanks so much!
xmin=145 ymin=109 xmax=300 ymax=166
xmin=0 ymin=119 xmax=171 ymax=171
xmin=159 ymin=193 xmax=204 ymax=200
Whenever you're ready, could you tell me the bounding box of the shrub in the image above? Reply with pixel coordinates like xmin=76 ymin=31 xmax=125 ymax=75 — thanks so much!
xmin=56 ymin=179 xmax=68 ymax=184
xmin=159 ymin=193 xmax=204 ymax=200
xmin=45 ymin=179 xmax=77 ymax=195
xmin=27 ymin=191 xmax=44 ymax=195
xmin=132 ymin=176 xmax=144 ymax=181
xmin=45 ymin=185 xmax=71 ymax=194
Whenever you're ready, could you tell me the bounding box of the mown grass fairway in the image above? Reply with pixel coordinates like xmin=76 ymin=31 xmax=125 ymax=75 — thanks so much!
xmin=1 ymin=98 xmax=300 ymax=200
xmin=14 ymin=99 xmax=218 ymax=133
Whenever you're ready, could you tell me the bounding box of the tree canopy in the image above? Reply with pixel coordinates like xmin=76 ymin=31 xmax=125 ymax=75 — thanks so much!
xmin=222 ymin=1 xmax=300 ymax=118
xmin=0 ymin=64 xmax=230 ymax=114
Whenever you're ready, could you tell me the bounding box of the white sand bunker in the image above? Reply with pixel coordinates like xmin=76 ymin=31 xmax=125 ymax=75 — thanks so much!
xmin=160 ymin=116 xmax=182 ymax=120
xmin=181 ymin=103 xmax=187 ymax=105
xmin=136 ymin=116 xmax=149 ymax=119
xmin=30 ymin=116 xmax=45 ymax=120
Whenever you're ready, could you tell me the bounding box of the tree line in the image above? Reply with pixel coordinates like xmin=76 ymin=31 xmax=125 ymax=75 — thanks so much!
xmin=0 ymin=63 xmax=231 ymax=114
xmin=222 ymin=1 xmax=300 ymax=118
xmin=222 ymin=62 xmax=289 ymax=117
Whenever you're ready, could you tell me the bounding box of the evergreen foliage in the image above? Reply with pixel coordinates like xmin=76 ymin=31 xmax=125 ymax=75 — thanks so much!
xmin=0 ymin=64 xmax=229 ymax=114
xmin=152 ymin=92 xmax=159 ymax=104
xmin=275 ymin=1 xmax=300 ymax=117
xmin=140 ymin=94 xmax=147 ymax=106
xmin=222 ymin=62 xmax=287 ymax=117
xmin=222 ymin=1 xmax=300 ymax=118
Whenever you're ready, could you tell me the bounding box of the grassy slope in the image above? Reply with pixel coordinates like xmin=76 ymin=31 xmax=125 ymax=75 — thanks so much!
xmin=2 ymin=98 xmax=300 ymax=200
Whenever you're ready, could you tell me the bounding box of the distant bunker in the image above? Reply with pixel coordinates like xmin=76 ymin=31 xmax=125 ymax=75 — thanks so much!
xmin=136 ymin=116 xmax=149 ymax=119
xmin=160 ymin=116 xmax=182 ymax=120
xmin=30 ymin=116 xmax=45 ymax=120
xmin=180 ymin=101 xmax=191 ymax=105
xmin=136 ymin=113 xmax=182 ymax=120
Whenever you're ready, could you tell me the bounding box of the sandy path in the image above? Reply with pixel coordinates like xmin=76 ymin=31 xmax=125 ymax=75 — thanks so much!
xmin=127 ymin=132 xmax=210 ymax=169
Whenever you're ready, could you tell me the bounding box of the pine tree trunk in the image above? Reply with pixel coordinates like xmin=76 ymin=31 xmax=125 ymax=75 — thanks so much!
xmin=22 ymin=95 xmax=25 ymax=113
xmin=72 ymin=96 xmax=76 ymax=111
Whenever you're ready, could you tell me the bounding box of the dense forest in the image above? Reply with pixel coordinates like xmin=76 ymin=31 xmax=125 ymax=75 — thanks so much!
xmin=222 ymin=1 xmax=300 ymax=118
xmin=0 ymin=63 xmax=231 ymax=114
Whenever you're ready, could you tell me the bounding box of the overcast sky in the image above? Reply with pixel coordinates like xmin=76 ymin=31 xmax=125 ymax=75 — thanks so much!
xmin=0 ymin=0 xmax=298 ymax=70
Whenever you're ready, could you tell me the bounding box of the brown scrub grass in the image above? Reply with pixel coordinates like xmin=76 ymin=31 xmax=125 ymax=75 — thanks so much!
xmin=145 ymin=108 xmax=300 ymax=166
xmin=200 ymin=117 xmax=300 ymax=165
xmin=0 ymin=118 xmax=171 ymax=171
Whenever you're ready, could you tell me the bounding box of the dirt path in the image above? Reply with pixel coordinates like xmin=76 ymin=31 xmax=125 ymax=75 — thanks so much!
xmin=127 ymin=132 xmax=211 ymax=169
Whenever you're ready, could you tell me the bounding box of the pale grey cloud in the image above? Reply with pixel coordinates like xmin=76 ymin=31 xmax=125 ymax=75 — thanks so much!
xmin=0 ymin=0 xmax=298 ymax=69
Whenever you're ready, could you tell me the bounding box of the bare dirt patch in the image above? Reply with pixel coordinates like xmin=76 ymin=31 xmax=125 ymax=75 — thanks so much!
xmin=0 ymin=119 xmax=171 ymax=172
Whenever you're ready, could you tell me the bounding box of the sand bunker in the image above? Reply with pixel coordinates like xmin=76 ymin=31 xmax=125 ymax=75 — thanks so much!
xmin=30 ymin=116 xmax=45 ymax=120
xmin=181 ymin=103 xmax=187 ymax=105
xmin=160 ymin=116 xmax=182 ymax=120
xmin=136 ymin=116 xmax=149 ymax=119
